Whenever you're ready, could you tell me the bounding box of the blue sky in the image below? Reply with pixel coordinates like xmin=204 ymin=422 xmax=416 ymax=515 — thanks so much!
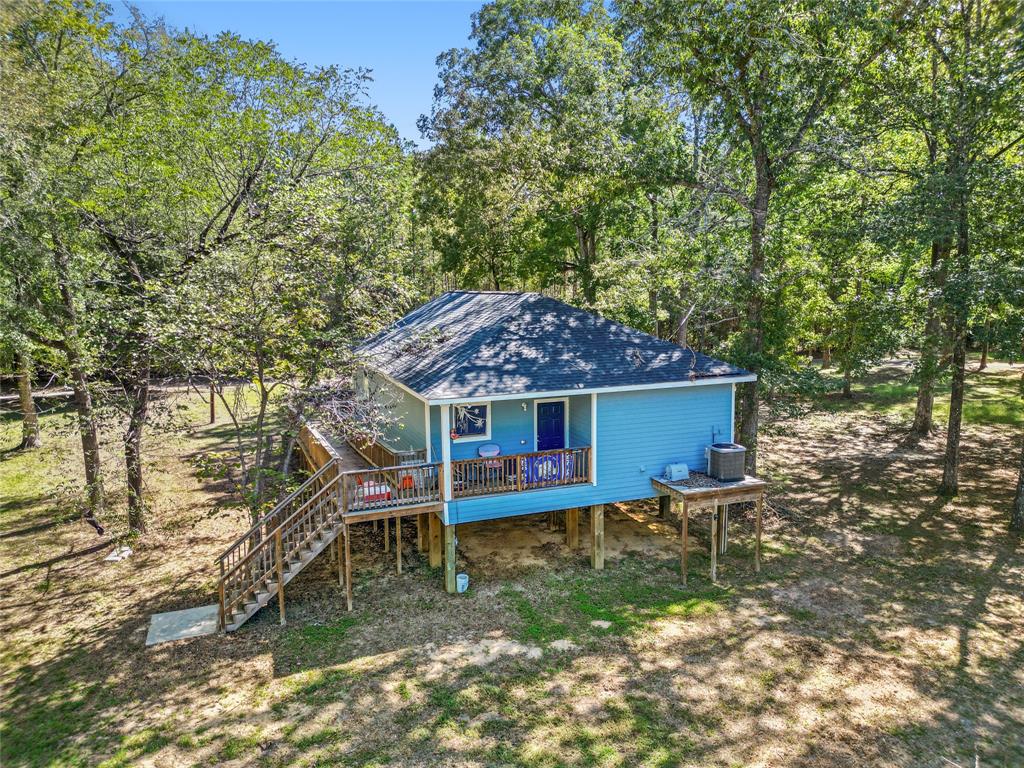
xmin=117 ymin=1 xmax=483 ymax=146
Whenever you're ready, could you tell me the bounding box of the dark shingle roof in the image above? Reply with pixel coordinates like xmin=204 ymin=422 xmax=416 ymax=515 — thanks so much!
xmin=356 ymin=291 xmax=751 ymax=401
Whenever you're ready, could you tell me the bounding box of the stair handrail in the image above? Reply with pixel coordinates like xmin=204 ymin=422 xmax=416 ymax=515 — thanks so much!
xmin=216 ymin=458 xmax=338 ymax=565
xmin=220 ymin=472 xmax=344 ymax=584
xmin=219 ymin=459 xmax=436 ymax=588
xmin=217 ymin=459 xmax=442 ymax=630
xmin=218 ymin=470 xmax=345 ymax=627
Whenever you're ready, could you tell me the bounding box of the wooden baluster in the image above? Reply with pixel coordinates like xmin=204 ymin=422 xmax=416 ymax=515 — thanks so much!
xmin=275 ymin=529 xmax=286 ymax=625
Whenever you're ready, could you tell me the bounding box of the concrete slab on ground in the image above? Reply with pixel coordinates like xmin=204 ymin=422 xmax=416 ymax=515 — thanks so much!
xmin=146 ymin=604 xmax=219 ymax=646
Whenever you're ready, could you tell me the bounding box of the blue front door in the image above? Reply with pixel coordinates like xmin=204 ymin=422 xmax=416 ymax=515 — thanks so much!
xmin=536 ymin=401 xmax=566 ymax=451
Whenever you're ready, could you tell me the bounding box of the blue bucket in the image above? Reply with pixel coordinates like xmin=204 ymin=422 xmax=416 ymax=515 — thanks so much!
xmin=456 ymin=573 xmax=469 ymax=593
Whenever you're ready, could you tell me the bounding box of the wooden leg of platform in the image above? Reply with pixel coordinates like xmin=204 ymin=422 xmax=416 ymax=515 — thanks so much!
xmin=396 ymin=516 xmax=403 ymax=574
xmin=383 ymin=517 xmax=390 ymax=553
xmin=444 ymin=524 xmax=457 ymax=593
xmin=566 ymin=508 xmax=580 ymax=549
xmin=755 ymin=495 xmax=763 ymax=574
xmin=344 ymin=523 xmax=353 ymax=611
xmin=710 ymin=502 xmax=719 ymax=582
xmin=590 ymin=504 xmax=604 ymax=569
xmin=417 ymin=513 xmax=429 ymax=552
xmin=680 ymin=501 xmax=689 ymax=586
xmin=719 ymin=505 xmax=729 ymax=555
xmin=428 ymin=512 xmax=442 ymax=568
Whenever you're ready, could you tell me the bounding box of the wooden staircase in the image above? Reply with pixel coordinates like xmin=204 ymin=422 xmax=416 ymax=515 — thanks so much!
xmin=217 ymin=460 xmax=345 ymax=632
xmin=216 ymin=457 xmax=443 ymax=632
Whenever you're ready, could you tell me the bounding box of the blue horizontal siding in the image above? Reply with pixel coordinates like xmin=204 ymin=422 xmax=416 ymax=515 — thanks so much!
xmin=568 ymin=394 xmax=590 ymax=448
xmin=369 ymin=372 xmax=426 ymax=453
xmin=447 ymin=384 xmax=733 ymax=524
xmin=432 ymin=397 xmax=588 ymax=461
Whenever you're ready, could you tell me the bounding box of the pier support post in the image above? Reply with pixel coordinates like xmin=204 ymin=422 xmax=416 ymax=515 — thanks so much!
xmin=659 ymin=495 xmax=671 ymax=520
xmin=428 ymin=512 xmax=442 ymax=568
xmin=443 ymin=523 xmax=457 ymax=593
xmin=566 ymin=508 xmax=580 ymax=549
xmin=396 ymin=516 xmax=403 ymax=574
xmin=417 ymin=513 xmax=429 ymax=552
xmin=590 ymin=504 xmax=604 ymax=569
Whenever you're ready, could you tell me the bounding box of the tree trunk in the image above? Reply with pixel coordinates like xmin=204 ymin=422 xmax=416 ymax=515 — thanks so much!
xmin=54 ymin=244 xmax=104 ymax=530
xmin=69 ymin=356 xmax=104 ymax=533
xmin=842 ymin=369 xmax=853 ymax=399
xmin=677 ymin=302 xmax=696 ymax=350
xmin=940 ymin=193 xmax=970 ymax=496
xmin=1012 ymin=431 xmax=1024 ymax=532
xmin=912 ymin=238 xmax=951 ymax=436
xmin=738 ymin=155 xmax=771 ymax=474
xmin=821 ymin=346 xmax=832 ymax=369
xmin=648 ymin=193 xmax=660 ymax=337
xmin=574 ymin=220 xmax=598 ymax=305
xmin=939 ymin=328 xmax=967 ymax=496
xmin=124 ymin=352 xmax=150 ymax=534
xmin=16 ymin=350 xmax=40 ymax=449
xmin=978 ymin=314 xmax=990 ymax=371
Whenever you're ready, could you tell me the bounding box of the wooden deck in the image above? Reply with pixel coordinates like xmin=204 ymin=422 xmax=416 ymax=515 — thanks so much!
xmin=296 ymin=423 xmax=443 ymax=519
xmin=652 ymin=474 xmax=767 ymax=584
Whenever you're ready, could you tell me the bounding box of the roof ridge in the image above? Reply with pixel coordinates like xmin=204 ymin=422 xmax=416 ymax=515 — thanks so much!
xmin=444 ymin=290 xmax=534 ymax=296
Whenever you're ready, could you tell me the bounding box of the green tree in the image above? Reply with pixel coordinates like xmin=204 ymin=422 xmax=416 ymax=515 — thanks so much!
xmin=422 ymin=0 xmax=673 ymax=304
xmin=620 ymin=0 xmax=917 ymax=471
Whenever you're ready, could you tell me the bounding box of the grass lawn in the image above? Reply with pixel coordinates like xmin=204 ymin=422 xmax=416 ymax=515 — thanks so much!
xmin=1 ymin=362 xmax=1022 ymax=767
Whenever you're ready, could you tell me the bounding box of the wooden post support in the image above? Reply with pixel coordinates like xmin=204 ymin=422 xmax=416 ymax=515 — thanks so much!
xmin=417 ymin=513 xmax=429 ymax=552
xmin=337 ymin=533 xmax=344 ymax=586
xmin=590 ymin=504 xmax=604 ymax=570
xmin=443 ymin=523 xmax=457 ymax=593
xmin=383 ymin=517 xmax=390 ymax=553
xmin=710 ymin=502 xmax=719 ymax=582
xmin=659 ymin=494 xmax=671 ymax=519
xmin=755 ymin=494 xmax=763 ymax=573
xmin=428 ymin=512 xmax=442 ymax=568
xmin=218 ymin=581 xmax=226 ymax=632
xmin=209 ymin=382 xmax=216 ymax=424
xmin=343 ymin=524 xmax=353 ymax=611
xmin=680 ymin=501 xmax=689 ymax=586
xmin=566 ymin=508 xmax=580 ymax=549
xmin=396 ymin=516 xmax=403 ymax=574
xmin=275 ymin=529 xmax=286 ymax=625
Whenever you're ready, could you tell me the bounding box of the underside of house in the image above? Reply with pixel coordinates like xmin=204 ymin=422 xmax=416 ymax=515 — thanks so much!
xmin=215 ymin=292 xmax=767 ymax=632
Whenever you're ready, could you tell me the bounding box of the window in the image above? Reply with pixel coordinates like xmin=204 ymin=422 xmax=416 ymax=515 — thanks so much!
xmin=451 ymin=402 xmax=490 ymax=442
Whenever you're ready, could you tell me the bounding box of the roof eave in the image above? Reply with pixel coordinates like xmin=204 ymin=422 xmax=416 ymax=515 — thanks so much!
xmin=424 ymin=373 xmax=757 ymax=405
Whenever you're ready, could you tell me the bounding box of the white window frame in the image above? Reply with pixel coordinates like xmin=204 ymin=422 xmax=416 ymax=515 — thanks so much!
xmin=450 ymin=401 xmax=491 ymax=443
xmin=533 ymin=397 xmax=569 ymax=451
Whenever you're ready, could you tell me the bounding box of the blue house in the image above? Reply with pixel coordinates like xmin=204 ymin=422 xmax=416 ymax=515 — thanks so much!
xmin=355 ymin=292 xmax=754 ymax=575
xmin=217 ymin=290 xmax=760 ymax=629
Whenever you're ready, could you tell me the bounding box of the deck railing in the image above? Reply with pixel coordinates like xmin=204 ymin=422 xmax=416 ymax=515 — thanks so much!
xmin=451 ymin=446 xmax=591 ymax=499
xmin=348 ymin=437 xmax=427 ymax=470
xmin=340 ymin=462 xmax=442 ymax=515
